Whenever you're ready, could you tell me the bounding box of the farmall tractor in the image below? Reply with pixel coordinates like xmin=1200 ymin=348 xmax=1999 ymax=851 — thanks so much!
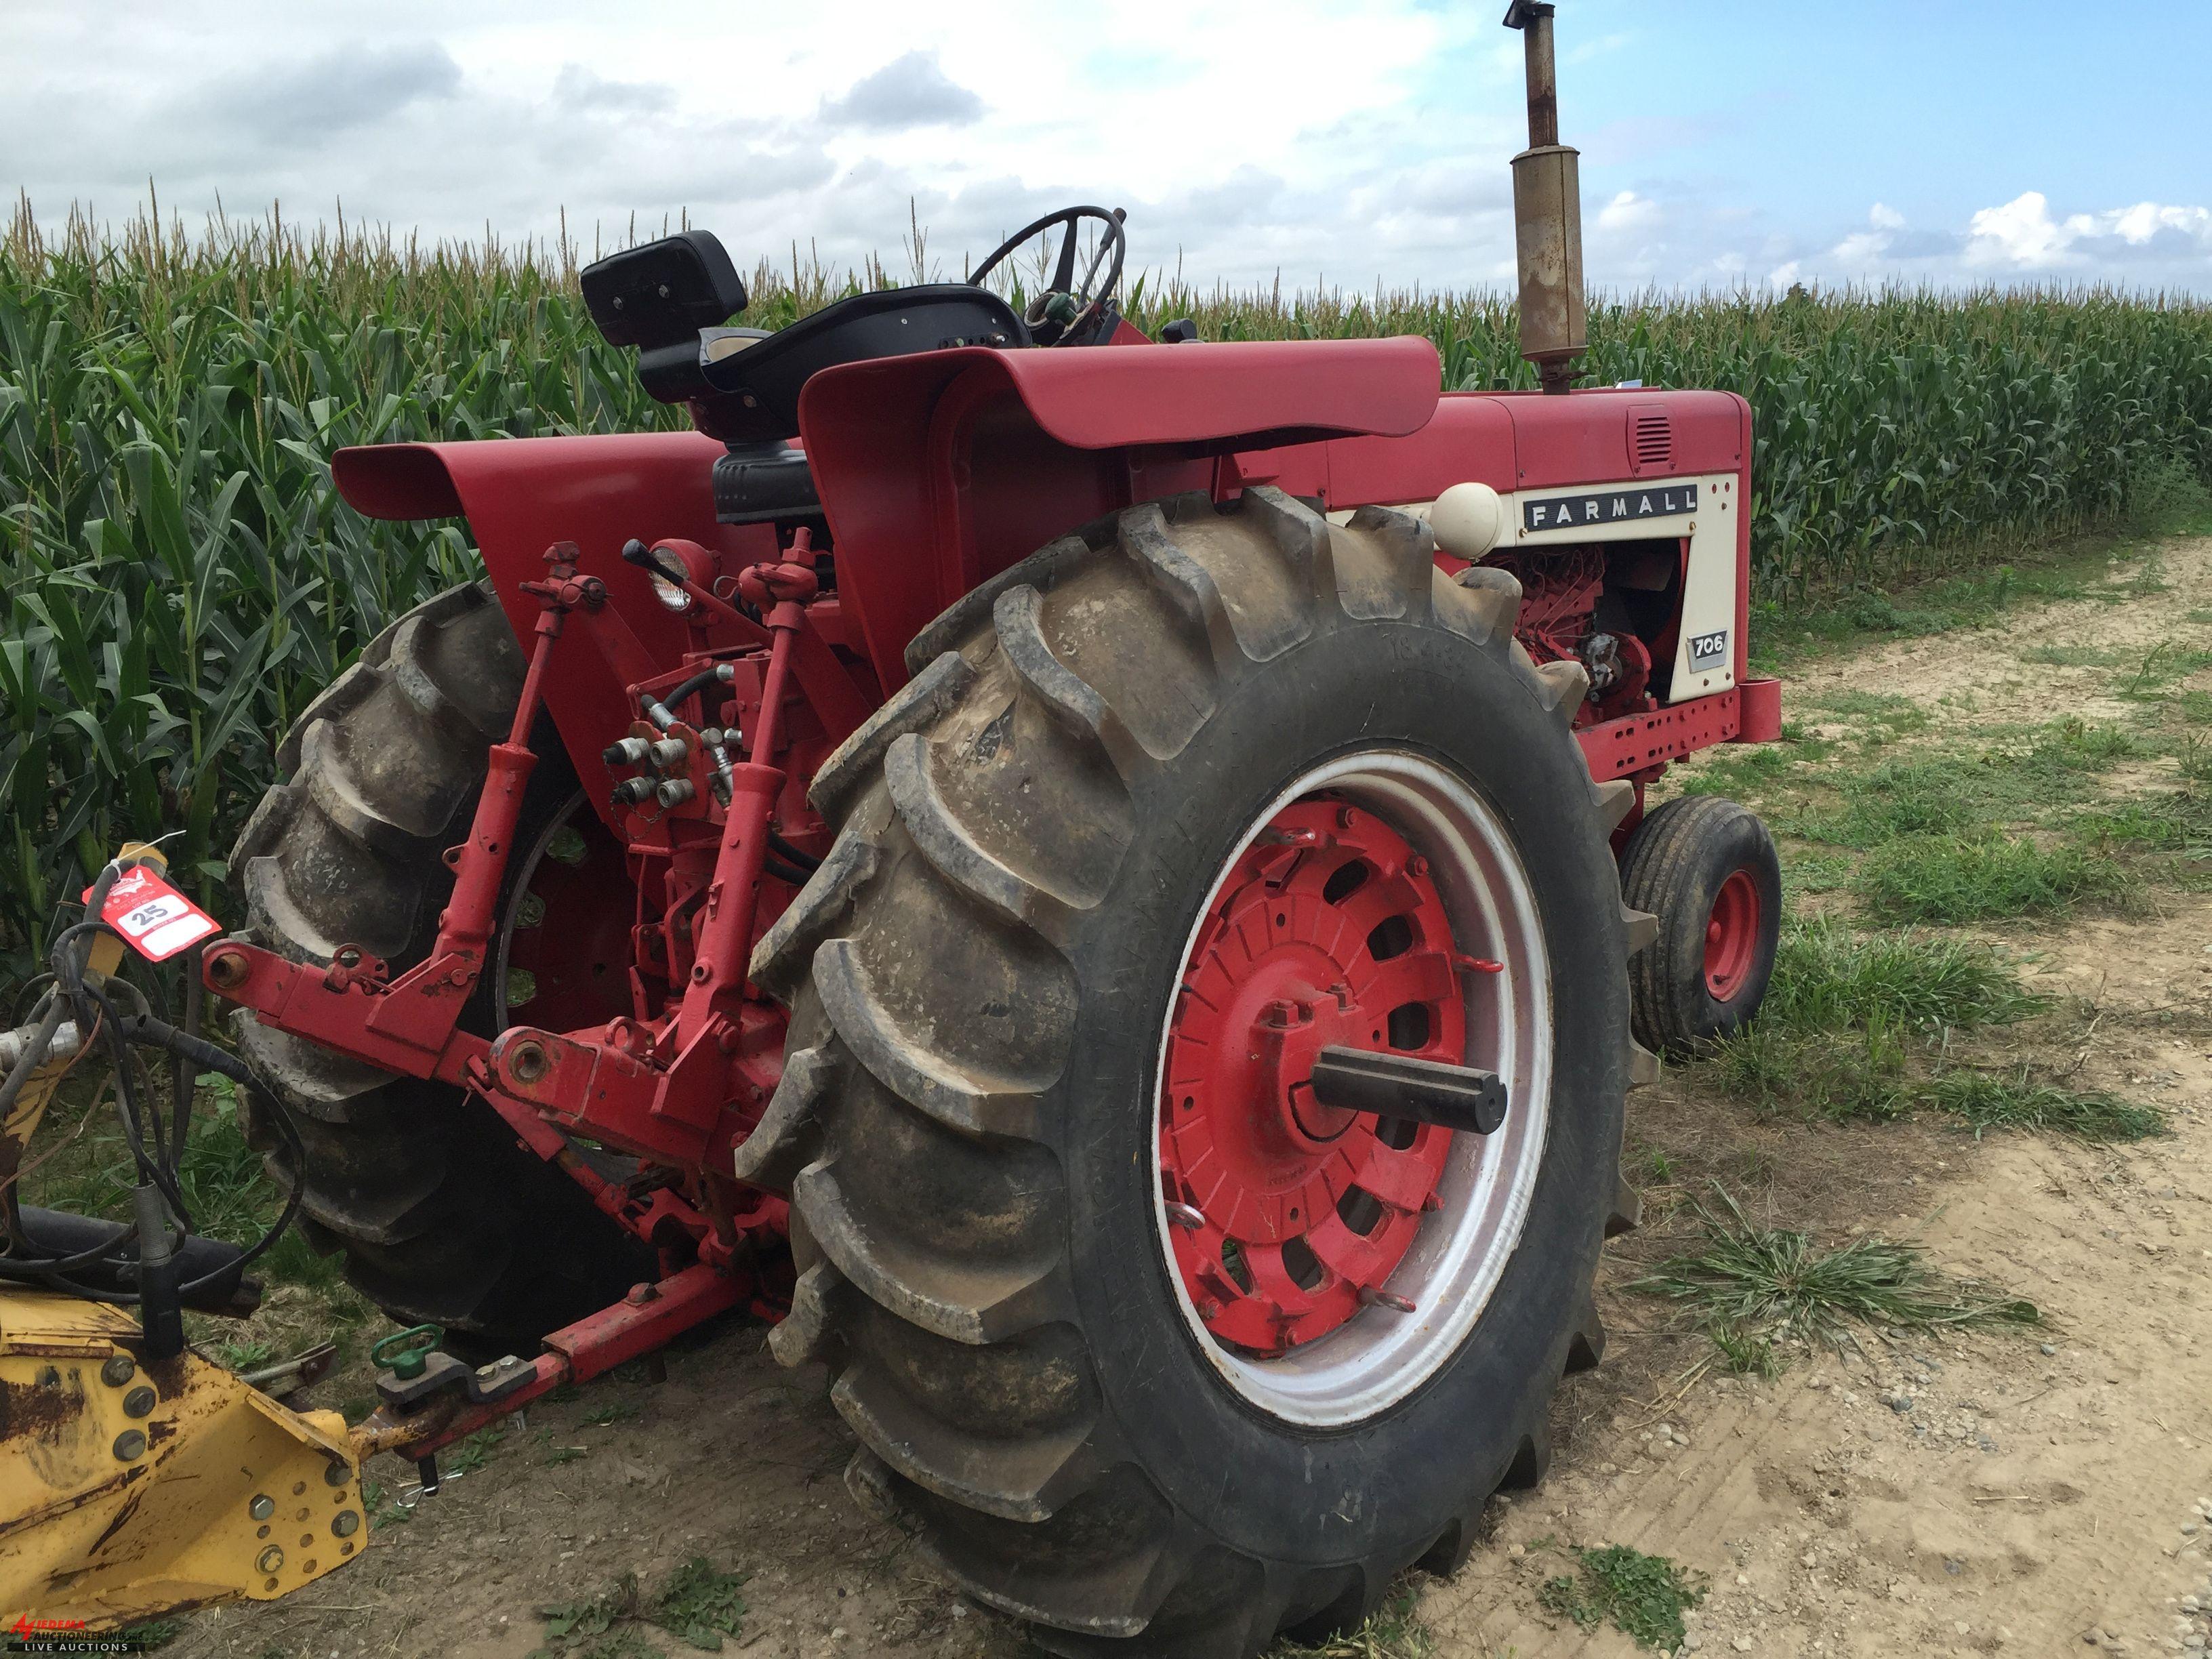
xmin=1 ymin=5 xmax=1783 ymax=1650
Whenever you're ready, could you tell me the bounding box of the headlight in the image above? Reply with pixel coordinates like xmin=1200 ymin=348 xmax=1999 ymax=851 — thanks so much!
xmin=649 ymin=569 xmax=691 ymax=611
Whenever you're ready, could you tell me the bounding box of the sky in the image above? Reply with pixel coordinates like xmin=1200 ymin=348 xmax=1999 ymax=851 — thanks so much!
xmin=5 ymin=0 xmax=2210 ymax=296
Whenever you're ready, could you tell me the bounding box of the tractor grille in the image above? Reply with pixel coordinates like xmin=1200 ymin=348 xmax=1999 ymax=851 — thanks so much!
xmin=1629 ymin=407 xmax=1673 ymax=474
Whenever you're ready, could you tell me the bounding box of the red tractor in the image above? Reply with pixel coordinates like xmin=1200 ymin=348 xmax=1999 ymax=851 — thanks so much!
xmin=5 ymin=3 xmax=1782 ymax=1647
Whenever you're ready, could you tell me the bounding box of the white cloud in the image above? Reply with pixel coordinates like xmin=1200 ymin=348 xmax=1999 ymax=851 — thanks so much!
xmin=2 ymin=3 xmax=2207 ymax=295
xmin=2109 ymin=201 xmax=2212 ymax=245
xmin=0 ymin=0 xmax=1532 ymax=289
xmin=1596 ymin=190 xmax=1660 ymax=234
xmin=1965 ymin=192 xmax=2076 ymax=266
xmin=1964 ymin=190 xmax=2212 ymax=271
xmin=818 ymin=51 xmax=983 ymax=131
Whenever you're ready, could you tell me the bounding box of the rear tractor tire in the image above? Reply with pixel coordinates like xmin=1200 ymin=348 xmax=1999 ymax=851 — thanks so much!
xmin=742 ymin=489 xmax=1657 ymax=1656
xmin=230 ymin=579 xmax=655 ymax=1356
xmin=1620 ymin=793 xmax=1782 ymax=1055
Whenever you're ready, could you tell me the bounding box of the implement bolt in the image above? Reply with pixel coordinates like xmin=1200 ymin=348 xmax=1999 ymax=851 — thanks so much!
xmin=256 ymin=1546 xmax=285 ymax=1575
xmin=123 ymin=1385 xmax=157 ymax=1418
xmin=1164 ymin=1201 xmax=1206 ymax=1231
xmin=249 ymin=1494 xmax=275 ymax=1520
xmin=205 ymin=949 xmax=249 ymax=991
xmin=626 ymin=1282 xmax=659 ymax=1307
xmin=331 ymin=1510 xmax=361 ymax=1538
xmin=508 ymin=1040 xmax=550 ymax=1085
xmin=323 ymin=1461 xmax=350 ymax=1488
xmin=112 ymin=1430 xmax=146 ymax=1461
xmin=100 ymin=1355 xmax=136 ymax=1387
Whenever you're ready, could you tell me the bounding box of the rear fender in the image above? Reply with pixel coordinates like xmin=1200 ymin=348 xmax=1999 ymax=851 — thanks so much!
xmin=797 ymin=336 xmax=1441 ymax=690
xmin=332 ymin=432 xmax=779 ymax=813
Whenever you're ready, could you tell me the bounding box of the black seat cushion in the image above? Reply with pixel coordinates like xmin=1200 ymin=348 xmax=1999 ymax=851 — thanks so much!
xmin=692 ymin=285 xmax=1027 ymax=445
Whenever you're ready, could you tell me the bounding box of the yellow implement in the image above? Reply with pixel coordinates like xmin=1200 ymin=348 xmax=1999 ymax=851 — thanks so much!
xmin=0 ymin=1287 xmax=365 ymax=1625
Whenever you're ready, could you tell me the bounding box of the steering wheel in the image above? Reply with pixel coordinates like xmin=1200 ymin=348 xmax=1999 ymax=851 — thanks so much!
xmin=971 ymin=206 xmax=1127 ymax=346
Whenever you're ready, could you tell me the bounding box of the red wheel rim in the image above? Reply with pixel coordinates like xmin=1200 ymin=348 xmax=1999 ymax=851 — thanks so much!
xmin=498 ymin=799 xmax=640 ymax=1034
xmin=1702 ymin=868 xmax=1761 ymax=1001
xmin=1158 ymin=798 xmax=1469 ymax=1357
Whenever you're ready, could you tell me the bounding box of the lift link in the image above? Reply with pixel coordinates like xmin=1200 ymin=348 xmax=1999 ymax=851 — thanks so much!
xmin=676 ymin=540 xmax=820 ymax=1034
xmin=201 ymin=542 xmax=598 ymax=1079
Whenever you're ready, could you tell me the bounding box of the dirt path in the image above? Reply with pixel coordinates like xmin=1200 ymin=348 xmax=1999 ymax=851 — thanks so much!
xmin=171 ymin=539 xmax=2212 ymax=1659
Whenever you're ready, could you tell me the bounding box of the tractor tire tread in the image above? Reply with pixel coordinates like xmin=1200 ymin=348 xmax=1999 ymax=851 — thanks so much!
xmin=748 ymin=487 xmax=1624 ymax=1656
xmin=230 ymin=578 xmax=651 ymax=1350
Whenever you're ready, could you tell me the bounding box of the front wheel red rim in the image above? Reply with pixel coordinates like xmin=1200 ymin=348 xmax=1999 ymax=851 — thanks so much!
xmin=1702 ymin=868 xmax=1761 ymax=1001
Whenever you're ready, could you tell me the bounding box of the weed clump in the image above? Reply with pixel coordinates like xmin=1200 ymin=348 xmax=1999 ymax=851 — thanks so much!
xmin=1629 ymin=1187 xmax=2039 ymax=1364
xmin=535 ymin=1556 xmax=750 ymax=1655
xmin=1924 ymin=1071 xmax=2168 ymax=1142
xmin=1759 ymin=916 xmax=2040 ymax=1036
xmin=1538 ymin=1543 xmax=1708 ymax=1651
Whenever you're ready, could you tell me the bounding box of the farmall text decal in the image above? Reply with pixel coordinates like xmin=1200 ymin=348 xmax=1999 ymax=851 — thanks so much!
xmin=1522 ymin=483 xmax=1697 ymax=532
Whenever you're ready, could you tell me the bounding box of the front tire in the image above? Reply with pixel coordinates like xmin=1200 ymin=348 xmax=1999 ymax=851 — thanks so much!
xmin=1620 ymin=793 xmax=1782 ymax=1055
xmin=743 ymin=491 xmax=1653 ymax=1656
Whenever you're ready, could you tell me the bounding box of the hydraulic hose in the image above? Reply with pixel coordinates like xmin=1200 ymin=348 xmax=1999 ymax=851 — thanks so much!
xmin=0 ymin=859 xmax=309 ymax=1322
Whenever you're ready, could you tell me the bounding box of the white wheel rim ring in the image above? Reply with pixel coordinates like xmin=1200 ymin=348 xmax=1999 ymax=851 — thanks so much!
xmin=1149 ymin=749 xmax=1554 ymax=1428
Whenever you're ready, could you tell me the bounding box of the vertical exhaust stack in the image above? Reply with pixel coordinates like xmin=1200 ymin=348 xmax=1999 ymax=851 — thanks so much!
xmin=1504 ymin=1 xmax=1586 ymax=394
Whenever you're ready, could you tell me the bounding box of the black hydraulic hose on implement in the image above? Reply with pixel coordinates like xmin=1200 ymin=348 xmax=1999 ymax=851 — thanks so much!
xmin=0 ymin=857 xmax=308 ymax=1326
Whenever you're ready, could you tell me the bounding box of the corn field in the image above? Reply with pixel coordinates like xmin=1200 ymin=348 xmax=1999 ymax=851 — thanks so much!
xmin=4 ymin=198 xmax=2211 ymax=986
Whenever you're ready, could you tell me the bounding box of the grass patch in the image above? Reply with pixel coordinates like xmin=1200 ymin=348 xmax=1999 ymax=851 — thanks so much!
xmin=1629 ymin=1187 xmax=2040 ymax=1361
xmin=2020 ymin=642 xmax=2127 ymax=668
xmin=536 ymin=1557 xmax=750 ymax=1656
xmin=1673 ymin=724 xmax=1833 ymax=802
xmin=1795 ymin=722 xmax=2140 ymax=850
xmin=1854 ymin=832 xmax=2135 ymax=923
xmin=2114 ymin=642 xmax=2212 ymax=701
xmin=1925 ymin=1071 xmax=2168 ymax=1143
xmin=1271 ymin=1586 xmax=1433 ymax=1658
xmin=1780 ymin=850 xmax=1856 ymax=896
xmin=2072 ymin=790 xmax=2212 ymax=857
xmin=1711 ymin=1022 xmax=1910 ymax=1124
xmin=1759 ymin=916 xmax=2041 ymax=1035
xmin=1795 ymin=687 xmax=1933 ymax=735
xmin=446 ymin=1425 xmax=508 ymax=1477
xmin=1537 ymin=1544 xmax=1707 ymax=1652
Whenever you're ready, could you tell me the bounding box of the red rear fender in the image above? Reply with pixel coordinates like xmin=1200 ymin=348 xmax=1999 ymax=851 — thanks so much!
xmin=331 ymin=432 xmax=779 ymax=817
xmin=798 ymin=336 xmax=1442 ymax=688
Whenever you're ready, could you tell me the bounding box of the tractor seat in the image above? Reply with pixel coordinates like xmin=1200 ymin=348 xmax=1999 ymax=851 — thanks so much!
xmin=693 ymin=286 xmax=1027 ymax=447
xmin=581 ymin=230 xmax=1030 ymax=501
